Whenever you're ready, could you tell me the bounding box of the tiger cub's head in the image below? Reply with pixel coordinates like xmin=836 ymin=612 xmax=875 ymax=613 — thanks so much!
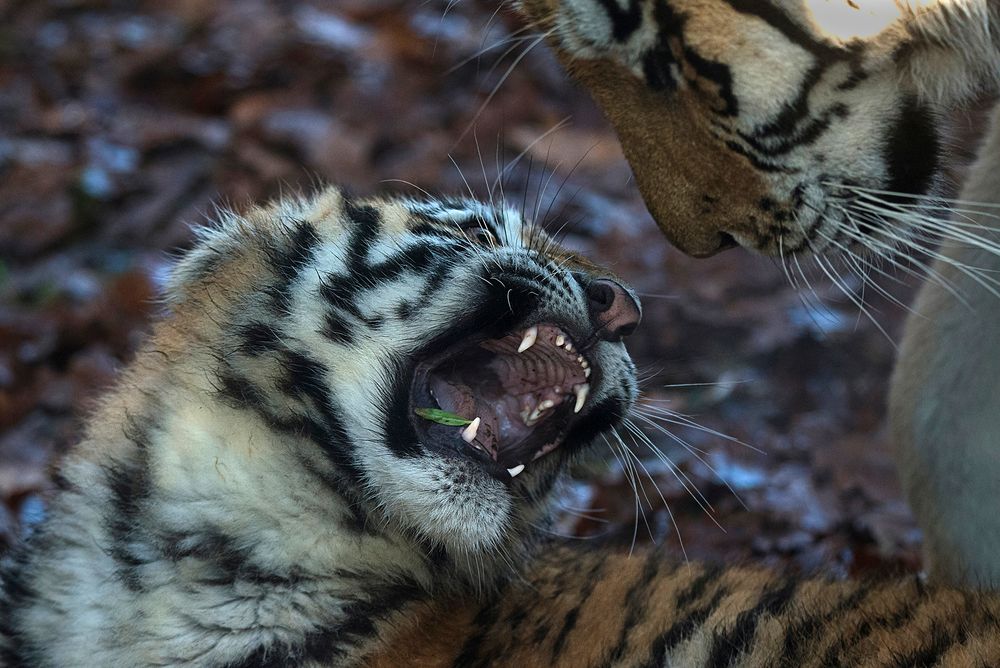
xmin=166 ymin=187 xmax=639 ymax=578
xmin=519 ymin=0 xmax=997 ymax=257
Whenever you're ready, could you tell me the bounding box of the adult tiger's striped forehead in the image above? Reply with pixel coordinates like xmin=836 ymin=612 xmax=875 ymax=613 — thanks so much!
xmin=517 ymin=0 xmax=1000 ymax=263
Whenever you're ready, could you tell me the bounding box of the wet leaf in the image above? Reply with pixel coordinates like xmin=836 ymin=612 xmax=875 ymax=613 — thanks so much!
xmin=414 ymin=408 xmax=472 ymax=426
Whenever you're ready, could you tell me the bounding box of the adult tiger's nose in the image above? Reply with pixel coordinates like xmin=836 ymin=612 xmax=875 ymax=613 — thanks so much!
xmin=586 ymin=279 xmax=641 ymax=341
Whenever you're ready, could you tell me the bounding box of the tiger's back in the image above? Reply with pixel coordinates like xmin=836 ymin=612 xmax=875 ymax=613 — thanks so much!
xmin=368 ymin=546 xmax=1000 ymax=667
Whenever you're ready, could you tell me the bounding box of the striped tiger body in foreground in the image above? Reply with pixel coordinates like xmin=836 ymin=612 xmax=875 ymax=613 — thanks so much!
xmin=369 ymin=547 xmax=1000 ymax=667
xmin=1 ymin=185 xmax=1000 ymax=667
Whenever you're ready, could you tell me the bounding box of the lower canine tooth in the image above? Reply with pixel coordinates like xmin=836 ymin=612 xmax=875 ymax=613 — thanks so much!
xmin=507 ymin=464 xmax=525 ymax=478
xmin=461 ymin=417 xmax=481 ymax=443
xmin=517 ymin=326 xmax=538 ymax=353
xmin=573 ymin=384 xmax=590 ymax=413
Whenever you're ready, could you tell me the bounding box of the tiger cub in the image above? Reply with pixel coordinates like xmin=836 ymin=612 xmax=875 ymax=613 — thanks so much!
xmin=515 ymin=0 xmax=1000 ymax=587
xmin=0 ymin=188 xmax=641 ymax=665
xmin=3 ymin=187 xmax=1000 ymax=667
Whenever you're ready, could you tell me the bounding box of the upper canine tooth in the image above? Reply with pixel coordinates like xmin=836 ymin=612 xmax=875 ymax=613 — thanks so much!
xmin=507 ymin=464 xmax=525 ymax=478
xmin=518 ymin=326 xmax=538 ymax=353
xmin=461 ymin=417 xmax=481 ymax=443
xmin=555 ymin=334 xmax=565 ymax=347
xmin=573 ymin=384 xmax=590 ymax=413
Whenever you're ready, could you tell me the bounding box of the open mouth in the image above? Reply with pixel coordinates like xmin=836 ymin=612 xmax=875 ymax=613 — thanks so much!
xmin=411 ymin=323 xmax=596 ymax=478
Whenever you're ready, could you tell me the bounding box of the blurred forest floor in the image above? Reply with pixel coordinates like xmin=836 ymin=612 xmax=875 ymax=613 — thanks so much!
xmin=0 ymin=0 xmax=989 ymax=577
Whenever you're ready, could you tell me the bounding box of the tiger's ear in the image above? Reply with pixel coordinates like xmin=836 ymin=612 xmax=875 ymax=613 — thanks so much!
xmin=876 ymin=2 xmax=1000 ymax=105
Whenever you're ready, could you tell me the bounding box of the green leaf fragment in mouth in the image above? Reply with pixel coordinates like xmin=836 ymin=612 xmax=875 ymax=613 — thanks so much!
xmin=414 ymin=408 xmax=473 ymax=426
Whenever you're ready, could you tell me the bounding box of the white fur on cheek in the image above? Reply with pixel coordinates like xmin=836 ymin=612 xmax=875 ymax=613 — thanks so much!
xmin=364 ymin=454 xmax=513 ymax=552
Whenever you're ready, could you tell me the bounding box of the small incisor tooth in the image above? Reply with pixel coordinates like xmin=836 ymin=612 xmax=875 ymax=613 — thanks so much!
xmin=507 ymin=464 xmax=525 ymax=478
xmin=538 ymin=399 xmax=555 ymax=411
xmin=555 ymin=334 xmax=565 ymax=347
xmin=518 ymin=326 xmax=538 ymax=353
xmin=461 ymin=417 xmax=481 ymax=443
xmin=573 ymin=383 xmax=590 ymax=413
xmin=584 ymin=367 xmax=591 ymax=378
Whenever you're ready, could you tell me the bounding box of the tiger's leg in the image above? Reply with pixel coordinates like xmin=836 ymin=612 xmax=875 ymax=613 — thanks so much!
xmin=890 ymin=103 xmax=1000 ymax=588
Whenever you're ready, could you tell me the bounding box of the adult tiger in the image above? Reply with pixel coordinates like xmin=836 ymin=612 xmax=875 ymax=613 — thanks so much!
xmin=515 ymin=0 xmax=1000 ymax=588
xmin=517 ymin=0 xmax=998 ymax=257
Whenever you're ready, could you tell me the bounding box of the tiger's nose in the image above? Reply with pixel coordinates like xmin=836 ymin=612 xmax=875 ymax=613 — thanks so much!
xmin=586 ymin=279 xmax=641 ymax=341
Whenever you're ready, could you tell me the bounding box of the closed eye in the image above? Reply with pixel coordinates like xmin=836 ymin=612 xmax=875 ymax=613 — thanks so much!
xmin=458 ymin=219 xmax=498 ymax=246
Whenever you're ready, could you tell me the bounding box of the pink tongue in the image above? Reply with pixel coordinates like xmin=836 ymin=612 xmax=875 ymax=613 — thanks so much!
xmin=429 ymin=375 xmax=530 ymax=460
xmin=429 ymin=375 xmax=475 ymax=418
xmin=428 ymin=376 xmax=503 ymax=456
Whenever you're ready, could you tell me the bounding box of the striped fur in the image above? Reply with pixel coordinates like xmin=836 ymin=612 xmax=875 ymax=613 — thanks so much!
xmin=367 ymin=547 xmax=1000 ymax=667
xmin=3 ymin=184 xmax=1000 ymax=666
xmin=0 ymin=188 xmax=639 ymax=666
xmin=515 ymin=0 xmax=1000 ymax=591
xmin=517 ymin=0 xmax=1000 ymax=257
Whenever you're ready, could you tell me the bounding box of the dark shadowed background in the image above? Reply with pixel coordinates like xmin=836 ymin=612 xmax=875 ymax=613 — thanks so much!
xmin=2 ymin=0 xmax=987 ymax=576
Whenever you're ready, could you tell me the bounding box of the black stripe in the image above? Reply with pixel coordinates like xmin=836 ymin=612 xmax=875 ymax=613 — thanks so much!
xmin=161 ymin=530 xmax=300 ymax=588
xmin=216 ymin=370 xmax=267 ymax=411
xmin=102 ymin=414 xmax=157 ymax=592
xmin=276 ymin=349 xmax=360 ymax=477
xmin=564 ymin=396 xmax=631 ymax=458
xmin=820 ymin=593 xmax=921 ymax=665
xmin=883 ymin=97 xmax=939 ymax=204
xmin=452 ymin=596 xmax=506 ymax=668
xmin=344 ymin=200 xmax=382 ymax=273
xmin=0 ymin=547 xmax=39 ymax=666
xmin=237 ymin=321 xmax=282 ymax=356
xmin=738 ymin=103 xmax=849 ymax=157
xmin=646 ymin=588 xmax=727 ymax=666
xmin=722 ymin=0 xmax=844 ymax=62
xmin=594 ymin=0 xmax=643 ymax=42
xmin=780 ymin=584 xmax=871 ymax=663
xmin=320 ymin=243 xmax=448 ymax=328
xmin=264 ymin=221 xmax=321 ymax=314
xmin=551 ymin=556 xmax=607 ymax=658
xmin=223 ymin=579 xmax=423 ymax=668
xmin=705 ymin=577 xmax=798 ymax=666
xmin=304 ymin=578 xmax=423 ymax=665
xmin=723 ymin=140 xmax=791 ymax=173
xmin=892 ymin=620 xmax=962 ymax=668
xmin=269 ymin=221 xmax=320 ymax=284
xmin=321 ymin=312 xmax=357 ymax=346
xmin=683 ymin=46 xmax=738 ymax=116
xmin=604 ymin=550 xmax=662 ymax=663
